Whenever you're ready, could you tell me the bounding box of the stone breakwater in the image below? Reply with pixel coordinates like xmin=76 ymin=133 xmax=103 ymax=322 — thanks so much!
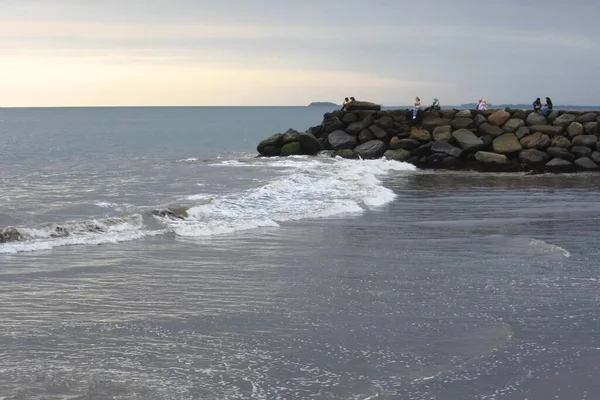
xmin=256 ymin=107 xmax=600 ymax=172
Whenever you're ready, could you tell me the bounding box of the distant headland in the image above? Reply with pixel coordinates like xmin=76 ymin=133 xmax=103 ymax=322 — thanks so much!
xmin=258 ymin=101 xmax=600 ymax=173
xmin=308 ymin=102 xmax=340 ymax=108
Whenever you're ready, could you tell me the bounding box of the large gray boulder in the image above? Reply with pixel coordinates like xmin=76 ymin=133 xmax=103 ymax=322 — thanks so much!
xmin=280 ymin=142 xmax=302 ymax=156
xmin=354 ymin=140 xmax=387 ymax=159
xmin=545 ymin=158 xmax=573 ymax=169
xmin=451 ymin=118 xmax=474 ymax=129
xmin=576 ymin=112 xmax=598 ymax=123
xmin=519 ymin=132 xmax=550 ymax=150
xmin=513 ymin=110 xmax=529 ymax=120
xmin=431 ymin=141 xmax=463 ymax=158
xmin=342 ymin=113 xmax=358 ymax=123
xmin=566 ymin=122 xmax=584 ymax=138
xmin=335 ymin=149 xmax=358 ymax=159
xmin=474 ymin=151 xmax=508 ymax=164
xmin=591 ymin=151 xmax=600 ymax=165
xmin=376 ymin=115 xmax=394 ymax=130
xmin=553 ymin=113 xmax=577 ymax=127
xmin=383 ymin=149 xmax=411 ymax=161
xmin=547 ymin=110 xmax=561 ymax=123
xmin=282 ymin=129 xmax=301 ymax=144
xmin=574 ymin=157 xmax=598 ymax=169
xmin=526 ymin=112 xmax=547 ymax=126
xmin=422 ymin=115 xmax=451 ymax=128
xmin=362 ymin=114 xmax=375 ymax=128
xmin=547 ymin=147 xmax=575 ymax=161
xmin=515 ymin=126 xmax=531 ymax=139
xmin=493 ymin=133 xmax=522 ymax=154
xmin=479 ymin=123 xmax=504 ymax=138
xmin=456 ymin=110 xmax=472 ymax=118
xmin=323 ymin=117 xmax=344 ymax=133
xmin=473 ymin=114 xmax=487 ymax=127
xmin=298 ymin=132 xmax=324 ymax=155
xmin=257 ymin=133 xmax=283 ymax=155
xmin=0 ymin=227 xmax=23 ymax=243
xmin=346 ymin=122 xmax=364 ymax=136
xmin=503 ymin=118 xmax=525 ymax=133
xmin=584 ymin=122 xmax=598 ymax=134
xmin=488 ymin=110 xmax=511 ymax=126
xmin=345 ymin=101 xmax=381 ymax=112
xmin=432 ymin=125 xmax=452 ymax=141
xmin=328 ymin=130 xmax=357 ymax=150
xmin=571 ymin=135 xmax=597 ymax=148
xmin=358 ymin=129 xmax=374 ymax=144
xmin=410 ymin=128 xmax=432 ymax=142
xmin=519 ymin=149 xmax=549 ymax=165
xmin=452 ymin=129 xmax=484 ymax=151
xmin=550 ymin=136 xmax=571 ymax=149
xmin=391 ymin=138 xmax=420 ymax=150
xmin=571 ymin=146 xmax=592 ymax=158
xmin=528 ymin=125 xmax=564 ymax=137
xmin=369 ymin=125 xmax=389 ymax=141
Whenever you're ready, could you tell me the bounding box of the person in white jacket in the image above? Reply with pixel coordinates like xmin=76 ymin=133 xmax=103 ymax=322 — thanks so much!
xmin=412 ymin=97 xmax=421 ymax=119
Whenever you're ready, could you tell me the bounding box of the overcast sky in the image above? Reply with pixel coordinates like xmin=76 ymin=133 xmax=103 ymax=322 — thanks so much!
xmin=1 ymin=0 xmax=599 ymax=106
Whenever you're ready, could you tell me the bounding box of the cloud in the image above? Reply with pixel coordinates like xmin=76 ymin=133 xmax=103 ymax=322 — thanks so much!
xmin=0 ymin=0 xmax=599 ymax=106
xmin=0 ymin=19 xmax=596 ymax=51
xmin=0 ymin=52 xmax=457 ymax=106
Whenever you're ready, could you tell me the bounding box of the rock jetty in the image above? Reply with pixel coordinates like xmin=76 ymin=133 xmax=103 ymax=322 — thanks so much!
xmin=256 ymin=104 xmax=600 ymax=172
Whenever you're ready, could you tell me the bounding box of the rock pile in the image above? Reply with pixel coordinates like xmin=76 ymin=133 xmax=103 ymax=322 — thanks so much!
xmin=256 ymin=106 xmax=600 ymax=172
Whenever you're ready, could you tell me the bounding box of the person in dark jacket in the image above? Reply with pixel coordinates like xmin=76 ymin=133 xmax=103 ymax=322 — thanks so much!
xmin=541 ymin=97 xmax=553 ymax=116
xmin=532 ymin=97 xmax=542 ymax=112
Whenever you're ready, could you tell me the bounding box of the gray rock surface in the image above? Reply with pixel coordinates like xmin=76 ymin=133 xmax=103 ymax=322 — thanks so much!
xmin=452 ymin=129 xmax=484 ymax=152
xmin=431 ymin=141 xmax=462 ymax=158
xmin=328 ymin=130 xmax=357 ymax=150
xmin=354 ymin=140 xmax=387 ymax=159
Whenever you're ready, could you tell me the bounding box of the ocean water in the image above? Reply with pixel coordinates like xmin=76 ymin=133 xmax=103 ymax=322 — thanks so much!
xmin=0 ymin=106 xmax=599 ymax=400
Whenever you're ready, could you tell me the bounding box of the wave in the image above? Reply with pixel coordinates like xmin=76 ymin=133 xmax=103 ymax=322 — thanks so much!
xmin=525 ymin=238 xmax=571 ymax=258
xmin=0 ymin=156 xmax=415 ymax=253
xmin=160 ymin=156 xmax=415 ymax=237
xmin=0 ymin=215 xmax=153 ymax=254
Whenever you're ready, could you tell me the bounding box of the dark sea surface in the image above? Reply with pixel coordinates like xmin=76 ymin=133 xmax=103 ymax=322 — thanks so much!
xmin=0 ymin=107 xmax=599 ymax=399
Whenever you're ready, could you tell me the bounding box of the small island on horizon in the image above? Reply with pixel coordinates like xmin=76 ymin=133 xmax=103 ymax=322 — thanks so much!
xmin=308 ymin=102 xmax=340 ymax=108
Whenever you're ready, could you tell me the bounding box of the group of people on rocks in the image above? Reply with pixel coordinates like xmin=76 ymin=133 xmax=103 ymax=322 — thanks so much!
xmin=411 ymin=97 xmax=490 ymax=118
xmin=342 ymin=95 xmax=553 ymax=118
xmin=341 ymin=97 xmax=356 ymax=110
xmin=412 ymin=97 xmax=441 ymax=118
xmin=532 ymin=97 xmax=553 ymax=116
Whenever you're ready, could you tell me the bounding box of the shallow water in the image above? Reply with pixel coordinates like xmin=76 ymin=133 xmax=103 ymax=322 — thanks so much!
xmin=1 ymin=108 xmax=599 ymax=399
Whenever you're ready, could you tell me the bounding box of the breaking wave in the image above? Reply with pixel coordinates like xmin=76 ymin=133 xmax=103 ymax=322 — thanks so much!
xmin=0 ymin=156 xmax=415 ymax=253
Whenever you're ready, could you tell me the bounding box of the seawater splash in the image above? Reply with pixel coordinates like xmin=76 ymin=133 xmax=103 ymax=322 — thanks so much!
xmin=526 ymin=238 xmax=571 ymax=258
xmin=0 ymin=215 xmax=152 ymax=254
xmin=164 ymin=156 xmax=415 ymax=237
xmin=0 ymin=156 xmax=415 ymax=253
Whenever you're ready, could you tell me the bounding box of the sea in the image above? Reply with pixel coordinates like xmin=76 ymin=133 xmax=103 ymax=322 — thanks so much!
xmin=0 ymin=106 xmax=599 ymax=400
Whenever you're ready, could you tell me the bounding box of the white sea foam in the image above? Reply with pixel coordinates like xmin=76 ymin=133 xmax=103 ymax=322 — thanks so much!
xmin=185 ymin=193 xmax=213 ymax=201
xmin=0 ymin=157 xmax=415 ymax=252
xmin=176 ymin=157 xmax=199 ymax=163
xmin=94 ymin=201 xmax=135 ymax=211
xmin=164 ymin=157 xmax=415 ymax=237
xmin=526 ymin=238 xmax=571 ymax=258
xmin=0 ymin=215 xmax=156 ymax=254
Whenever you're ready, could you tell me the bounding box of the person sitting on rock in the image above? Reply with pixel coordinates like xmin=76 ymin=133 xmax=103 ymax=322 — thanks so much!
xmin=341 ymin=97 xmax=350 ymax=110
xmin=425 ymin=97 xmax=440 ymax=112
xmin=477 ymin=99 xmax=488 ymax=110
xmin=412 ymin=97 xmax=421 ymax=119
xmin=541 ymin=97 xmax=553 ymax=116
xmin=533 ymin=97 xmax=542 ymax=112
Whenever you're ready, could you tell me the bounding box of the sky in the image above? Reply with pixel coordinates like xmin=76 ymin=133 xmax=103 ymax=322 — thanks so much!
xmin=1 ymin=0 xmax=599 ymax=106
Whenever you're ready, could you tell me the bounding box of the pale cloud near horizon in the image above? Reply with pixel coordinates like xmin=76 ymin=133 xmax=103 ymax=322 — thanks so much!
xmin=1 ymin=0 xmax=599 ymax=107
